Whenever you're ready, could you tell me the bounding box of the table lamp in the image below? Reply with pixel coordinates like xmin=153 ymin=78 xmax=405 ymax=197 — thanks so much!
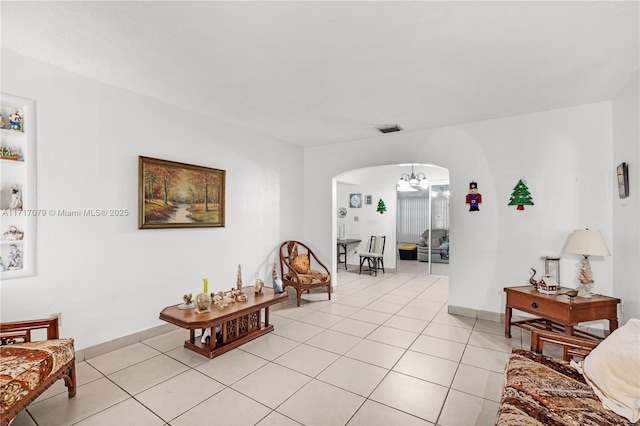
xmin=564 ymin=229 xmax=611 ymax=298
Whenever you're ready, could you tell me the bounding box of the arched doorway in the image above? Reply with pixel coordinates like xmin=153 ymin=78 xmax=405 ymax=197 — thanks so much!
xmin=334 ymin=163 xmax=449 ymax=276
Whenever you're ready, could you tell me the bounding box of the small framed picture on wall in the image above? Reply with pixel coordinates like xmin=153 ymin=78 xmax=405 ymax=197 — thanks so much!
xmin=617 ymin=162 xmax=629 ymax=199
xmin=350 ymin=193 xmax=362 ymax=208
xmin=365 ymin=195 xmax=372 ymax=205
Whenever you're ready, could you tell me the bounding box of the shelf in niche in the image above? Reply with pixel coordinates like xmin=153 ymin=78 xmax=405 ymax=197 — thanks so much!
xmin=0 ymin=93 xmax=36 ymax=279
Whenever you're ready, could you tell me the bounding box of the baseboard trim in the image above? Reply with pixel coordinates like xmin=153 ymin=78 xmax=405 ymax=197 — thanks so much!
xmin=75 ymin=322 xmax=178 ymax=362
xmin=448 ymin=305 xmax=504 ymax=323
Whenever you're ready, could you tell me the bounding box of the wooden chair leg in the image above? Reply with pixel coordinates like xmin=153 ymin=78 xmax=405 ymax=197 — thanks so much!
xmin=359 ymin=257 xmax=365 ymax=275
xmin=64 ymin=363 xmax=77 ymax=398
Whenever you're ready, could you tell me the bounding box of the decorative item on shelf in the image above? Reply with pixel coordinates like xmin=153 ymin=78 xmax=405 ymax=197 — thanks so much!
xmin=272 ymin=263 xmax=284 ymax=293
xmin=7 ymin=244 xmax=22 ymax=270
xmin=537 ymin=274 xmax=559 ymax=295
xmin=236 ymin=264 xmax=243 ymax=291
xmin=397 ymin=165 xmax=428 ymax=192
xmin=0 ymin=114 xmax=4 ymax=128
xmin=349 ymin=193 xmax=362 ymax=208
xmin=9 ymin=183 xmax=23 ymax=211
xmin=254 ymin=274 xmax=264 ymax=294
xmin=528 ymin=268 xmax=538 ymax=289
xmin=564 ymin=228 xmax=611 ymax=298
xmin=376 ymin=199 xmax=386 ymax=214
xmin=194 ymin=278 xmax=211 ymax=313
xmin=508 ymin=179 xmax=534 ymax=210
xmin=9 ymin=108 xmax=22 ymax=131
xmin=466 ymin=181 xmax=482 ymax=212
xmin=617 ymin=162 xmax=629 ymax=199
xmin=0 ymin=146 xmax=22 ymax=161
xmin=178 ymin=293 xmax=195 ymax=310
xmin=3 ymin=226 xmax=24 ymax=241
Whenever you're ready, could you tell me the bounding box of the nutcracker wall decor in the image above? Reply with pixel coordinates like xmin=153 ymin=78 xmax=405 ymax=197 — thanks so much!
xmin=465 ymin=181 xmax=482 ymax=212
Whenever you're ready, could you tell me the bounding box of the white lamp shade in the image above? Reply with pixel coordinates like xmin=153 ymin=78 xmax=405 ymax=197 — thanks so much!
xmin=564 ymin=229 xmax=611 ymax=257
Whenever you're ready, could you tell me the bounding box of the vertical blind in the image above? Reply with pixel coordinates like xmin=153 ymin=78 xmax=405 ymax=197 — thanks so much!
xmin=396 ymin=197 xmax=429 ymax=243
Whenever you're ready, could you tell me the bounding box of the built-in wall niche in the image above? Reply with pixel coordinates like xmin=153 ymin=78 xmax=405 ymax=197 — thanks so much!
xmin=0 ymin=93 xmax=37 ymax=279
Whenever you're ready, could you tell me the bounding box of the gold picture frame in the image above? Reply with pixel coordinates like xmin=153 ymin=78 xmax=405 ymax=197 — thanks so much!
xmin=138 ymin=156 xmax=225 ymax=229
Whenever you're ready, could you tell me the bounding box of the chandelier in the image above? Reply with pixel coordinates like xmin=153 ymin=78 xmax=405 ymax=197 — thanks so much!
xmin=397 ymin=165 xmax=428 ymax=191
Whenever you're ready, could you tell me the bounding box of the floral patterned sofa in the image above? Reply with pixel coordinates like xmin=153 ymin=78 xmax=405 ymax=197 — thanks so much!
xmin=0 ymin=318 xmax=76 ymax=426
xmin=496 ymin=320 xmax=639 ymax=426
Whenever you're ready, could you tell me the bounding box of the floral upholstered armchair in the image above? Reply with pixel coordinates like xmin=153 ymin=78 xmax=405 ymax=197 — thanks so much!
xmin=279 ymin=241 xmax=331 ymax=307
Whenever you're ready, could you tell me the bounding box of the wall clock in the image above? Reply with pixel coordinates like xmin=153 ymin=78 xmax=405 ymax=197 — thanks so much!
xmin=337 ymin=207 xmax=347 ymax=218
xmin=350 ymin=193 xmax=362 ymax=208
xmin=617 ymin=162 xmax=629 ymax=199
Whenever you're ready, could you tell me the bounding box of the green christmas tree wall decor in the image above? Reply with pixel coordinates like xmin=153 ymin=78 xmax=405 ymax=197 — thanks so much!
xmin=508 ymin=179 xmax=534 ymax=210
xmin=376 ymin=199 xmax=387 ymax=214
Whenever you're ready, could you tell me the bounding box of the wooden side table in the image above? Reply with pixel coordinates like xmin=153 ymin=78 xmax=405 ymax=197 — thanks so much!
xmin=504 ymin=286 xmax=620 ymax=340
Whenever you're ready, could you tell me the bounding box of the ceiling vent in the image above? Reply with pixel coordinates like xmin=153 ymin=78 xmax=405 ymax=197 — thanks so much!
xmin=377 ymin=124 xmax=403 ymax=134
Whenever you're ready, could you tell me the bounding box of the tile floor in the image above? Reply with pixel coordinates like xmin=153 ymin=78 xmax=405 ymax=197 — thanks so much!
xmin=13 ymin=260 xmax=538 ymax=426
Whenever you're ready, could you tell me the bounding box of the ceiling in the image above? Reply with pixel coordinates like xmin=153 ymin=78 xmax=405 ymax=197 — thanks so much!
xmin=2 ymin=1 xmax=638 ymax=147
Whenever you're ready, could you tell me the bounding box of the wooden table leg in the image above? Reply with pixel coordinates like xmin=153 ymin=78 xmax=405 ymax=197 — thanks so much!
xmin=264 ymin=306 xmax=270 ymax=327
xmin=505 ymin=306 xmax=512 ymax=338
xmin=609 ymin=318 xmax=619 ymax=333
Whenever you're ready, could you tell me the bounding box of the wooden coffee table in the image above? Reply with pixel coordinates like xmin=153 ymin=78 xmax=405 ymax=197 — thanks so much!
xmin=160 ymin=287 xmax=288 ymax=358
xmin=504 ymin=286 xmax=620 ymax=340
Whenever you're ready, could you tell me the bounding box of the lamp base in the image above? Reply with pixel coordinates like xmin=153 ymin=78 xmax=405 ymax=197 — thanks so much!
xmin=576 ymin=282 xmax=593 ymax=298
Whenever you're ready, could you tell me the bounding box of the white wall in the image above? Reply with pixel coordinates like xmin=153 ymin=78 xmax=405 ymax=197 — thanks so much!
xmin=306 ymin=102 xmax=616 ymax=315
xmin=0 ymin=51 xmax=304 ymax=349
xmin=612 ymin=71 xmax=640 ymax=322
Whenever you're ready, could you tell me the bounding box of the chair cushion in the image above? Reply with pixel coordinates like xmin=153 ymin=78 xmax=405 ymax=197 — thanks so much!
xmin=0 ymin=338 xmax=75 ymax=415
xmin=290 ymin=254 xmax=310 ymax=274
xmin=285 ymin=270 xmax=329 ymax=285
xmin=574 ymin=318 xmax=640 ymax=422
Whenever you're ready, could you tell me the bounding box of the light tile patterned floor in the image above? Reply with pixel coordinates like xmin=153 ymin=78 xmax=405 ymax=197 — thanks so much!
xmin=13 ymin=260 xmax=538 ymax=426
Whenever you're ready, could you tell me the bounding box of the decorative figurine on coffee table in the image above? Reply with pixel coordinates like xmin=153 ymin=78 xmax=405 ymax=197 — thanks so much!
xmin=254 ymin=274 xmax=264 ymax=294
xmin=195 ymin=278 xmax=211 ymax=314
xmin=236 ymin=264 xmax=243 ymax=291
xmin=178 ymin=293 xmax=194 ymax=310
xmin=272 ymin=264 xmax=284 ymax=293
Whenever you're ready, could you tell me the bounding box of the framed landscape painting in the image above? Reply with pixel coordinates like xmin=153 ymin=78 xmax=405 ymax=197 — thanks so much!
xmin=138 ymin=156 xmax=225 ymax=229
